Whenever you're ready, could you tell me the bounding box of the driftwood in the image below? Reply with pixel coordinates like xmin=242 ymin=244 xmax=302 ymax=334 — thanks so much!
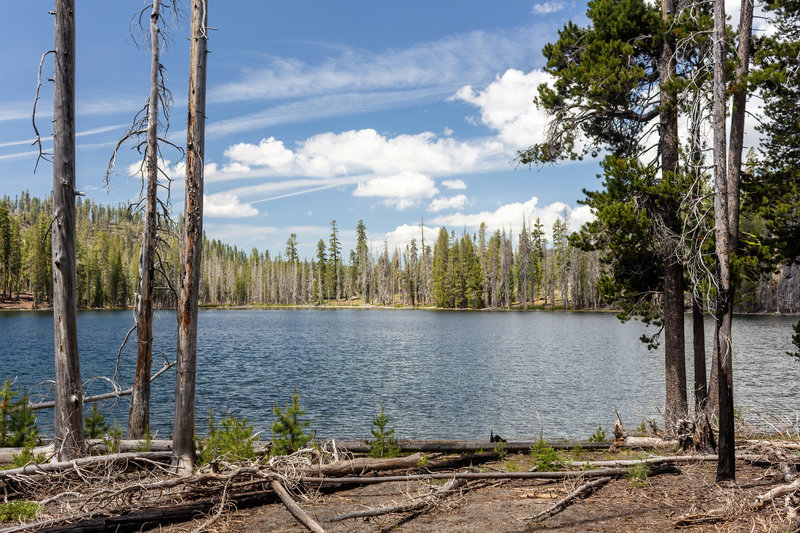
xmin=565 ymin=454 xmax=717 ymax=468
xmin=0 ymin=490 xmax=278 ymax=533
xmin=754 ymin=478 xmax=800 ymax=509
xmin=331 ymin=477 xmax=467 ymax=522
xmin=519 ymin=476 xmax=612 ymax=522
xmin=336 ymin=440 xmax=611 ymax=454
xmin=270 ymin=480 xmax=326 ymax=533
xmin=0 ymin=451 xmax=171 ymax=479
xmin=308 ymin=453 xmax=424 ymax=477
xmin=613 ymin=412 xmax=679 ymax=449
xmin=28 ymin=362 xmax=175 ymax=411
xmin=674 ymin=509 xmax=727 ymax=528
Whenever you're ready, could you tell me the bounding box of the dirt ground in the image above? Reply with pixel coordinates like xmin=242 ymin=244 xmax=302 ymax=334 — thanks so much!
xmin=0 ymin=293 xmax=37 ymax=311
xmin=171 ymin=454 xmax=794 ymax=533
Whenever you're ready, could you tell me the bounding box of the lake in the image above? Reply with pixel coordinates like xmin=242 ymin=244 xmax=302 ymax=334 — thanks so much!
xmin=0 ymin=309 xmax=797 ymax=441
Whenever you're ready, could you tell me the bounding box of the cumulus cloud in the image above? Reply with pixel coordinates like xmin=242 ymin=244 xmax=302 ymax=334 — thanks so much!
xmin=204 ymin=193 xmax=259 ymax=218
xmin=380 ymin=223 xmax=440 ymax=251
xmin=428 ymin=194 xmax=469 ymax=212
xmin=441 ymin=179 xmax=467 ymax=190
xmin=531 ymin=2 xmax=565 ymax=15
xmin=454 ymin=69 xmax=553 ymax=148
xmin=354 ymin=172 xmax=439 ymax=210
xmin=429 ymin=196 xmax=594 ymax=242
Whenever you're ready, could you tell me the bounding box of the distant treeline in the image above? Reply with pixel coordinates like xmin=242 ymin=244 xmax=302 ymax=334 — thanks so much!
xmin=1 ymin=191 xmax=798 ymax=313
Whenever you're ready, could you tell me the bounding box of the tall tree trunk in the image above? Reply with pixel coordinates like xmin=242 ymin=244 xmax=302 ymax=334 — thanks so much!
xmin=714 ymin=0 xmax=753 ymax=483
xmin=659 ymin=0 xmax=687 ymax=431
xmin=129 ymin=0 xmax=161 ymax=441
xmin=173 ymin=0 xmax=208 ymax=475
xmin=692 ymin=295 xmax=708 ymax=411
xmin=712 ymin=0 xmax=734 ymax=483
xmin=52 ymin=0 xmax=84 ymax=461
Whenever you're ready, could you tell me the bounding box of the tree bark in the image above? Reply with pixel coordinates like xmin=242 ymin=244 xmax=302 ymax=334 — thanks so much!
xmin=173 ymin=0 xmax=207 ymax=475
xmin=52 ymin=0 xmax=84 ymax=462
xmin=129 ymin=0 xmax=161 ymax=440
xmin=712 ymin=0 xmax=735 ymax=483
xmin=659 ymin=0 xmax=687 ymax=431
xmin=693 ymin=295 xmax=708 ymax=411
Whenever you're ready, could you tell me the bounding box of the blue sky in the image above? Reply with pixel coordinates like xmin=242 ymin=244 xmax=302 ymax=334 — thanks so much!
xmin=1 ymin=1 xmax=605 ymax=257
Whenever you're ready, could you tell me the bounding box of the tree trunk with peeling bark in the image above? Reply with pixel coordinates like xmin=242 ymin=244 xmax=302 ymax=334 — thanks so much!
xmin=173 ymin=0 xmax=207 ymax=474
xmin=52 ymin=0 xmax=84 ymax=461
xmin=129 ymin=0 xmax=162 ymax=441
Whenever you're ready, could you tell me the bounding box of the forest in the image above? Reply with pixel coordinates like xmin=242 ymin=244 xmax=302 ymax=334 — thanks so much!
xmin=1 ymin=192 xmax=799 ymax=313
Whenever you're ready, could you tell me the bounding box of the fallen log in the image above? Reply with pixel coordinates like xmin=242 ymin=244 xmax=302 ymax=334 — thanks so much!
xmin=29 ymin=362 xmax=175 ymax=411
xmin=331 ymin=477 xmax=466 ymax=522
xmin=302 ymin=467 xmax=628 ymax=486
xmin=423 ymin=451 xmax=498 ymax=470
xmin=0 ymin=451 xmax=171 ymax=479
xmin=754 ymin=478 xmax=800 ymax=509
xmin=565 ymin=454 xmax=717 ymax=468
xmin=0 ymin=490 xmax=278 ymax=533
xmin=518 ymin=476 xmax=612 ymax=522
xmin=308 ymin=453 xmax=424 ymax=476
xmin=741 ymin=440 xmax=800 ymax=451
xmin=335 ymin=440 xmax=612 ymax=454
xmin=270 ymin=480 xmax=326 ymax=533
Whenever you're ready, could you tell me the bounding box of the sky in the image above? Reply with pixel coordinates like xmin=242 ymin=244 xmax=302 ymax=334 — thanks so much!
xmin=0 ymin=1 xmax=762 ymax=258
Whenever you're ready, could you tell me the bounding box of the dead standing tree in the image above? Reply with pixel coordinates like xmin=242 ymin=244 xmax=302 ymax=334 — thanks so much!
xmin=51 ymin=0 xmax=85 ymax=461
xmin=105 ymin=0 xmax=181 ymax=440
xmin=173 ymin=0 xmax=208 ymax=474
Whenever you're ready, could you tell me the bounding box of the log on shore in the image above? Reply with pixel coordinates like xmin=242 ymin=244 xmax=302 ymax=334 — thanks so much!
xmin=3 ymin=490 xmax=278 ymax=533
xmin=308 ymin=453 xmax=424 ymax=476
xmin=0 ymin=451 xmax=172 ymax=479
xmin=335 ymin=440 xmax=613 ymax=454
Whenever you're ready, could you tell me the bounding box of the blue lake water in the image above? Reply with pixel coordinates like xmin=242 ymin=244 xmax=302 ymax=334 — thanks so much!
xmin=0 ymin=309 xmax=797 ymax=441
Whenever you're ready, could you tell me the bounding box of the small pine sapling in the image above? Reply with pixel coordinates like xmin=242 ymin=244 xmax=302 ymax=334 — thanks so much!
xmin=0 ymin=378 xmax=17 ymax=446
xmin=530 ymin=439 xmax=562 ymax=472
xmin=198 ymin=408 xmax=257 ymax=466
xmin=369 ymin=405 xmax=400 ymax=458
xmin=11 ymin=434 xmax=47 ymax=468
xmin=102 ymin=419 xmax=123 ymax=454
xmin=6 ymin=387 xmax=38 ymax=448
xmin=589 ymin=424 xmax=606 ymax=442
xmin=84 ymin=402 xmax=108 ymax=439
xmin=271 ymin=390 xmax=312 ymax=455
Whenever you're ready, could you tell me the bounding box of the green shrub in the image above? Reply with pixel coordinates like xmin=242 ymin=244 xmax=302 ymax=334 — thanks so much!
xmin=369 ymin=405 xmax=400 ymax=458
xmin=635 ymin=420 xmax=648 ymax=437
xmin=84 ymin=402 xmax=108 ymax=439
xmin=102 ymin=419 xmax=123 ymax=454
xmin=589 ymin=424 xmax=606 ymax=442
xmin=136 ymin=427 xmax=153 ymax=452
xmin=0 ymin=379 xmax=39 ymax=448
xmin=0 ymin=501 xmax=41 ymax=522
xmin=198 ymin=409 xmax=257 ymax=466
xmin=11 ymin=434 xmax=47 ymax=468
xmin=494 ymin=440 xmax=507 ymax=460
xmin=626 ymin=462 xmax=649 ymax=487
xmin=271 ymin=390 xmax=313 ymax=456
xmin=530 ymin=439 xmax=562 ymax=472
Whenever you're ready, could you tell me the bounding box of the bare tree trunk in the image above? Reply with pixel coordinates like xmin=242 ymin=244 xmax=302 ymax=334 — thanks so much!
xmin=659 ymin=0 xmax=687 ymax=431
xmin=52 ymin=0 xmax=84 ymax=461
xmin=129 ymin=0 xmax=162 ymax=441
xmin=173 ymin=0 xmax=207 ymax=475
xmin=693 ymin=295 xmax=708 ymax=411
xmin=712 ymin=0 xmax=734 ymax=483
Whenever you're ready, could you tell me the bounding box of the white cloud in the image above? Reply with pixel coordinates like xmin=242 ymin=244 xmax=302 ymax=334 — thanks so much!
xmin=209 ymin=27 xmax=548 ymax=105
xmin=429 ymin=196 xmax=594 ymax=242
xmin=215 ymin=128 xmax=507 ymax=183
xmin=428 ymin=194 xmax=469 ymax=212
xmin=531 ymin=2 xmax=565 ymax=15
xmin=204 ymin=193 xmax=258 ymax=218
xmin=354 ymin=172 xmax=438 ymax=210
xmin=441 ymin=179 xmax=467 ymax=190
xmin=380 ymin=223 xmax=440 ymax=251
xmin=454 ymin=69 xmax=554 ymax=148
